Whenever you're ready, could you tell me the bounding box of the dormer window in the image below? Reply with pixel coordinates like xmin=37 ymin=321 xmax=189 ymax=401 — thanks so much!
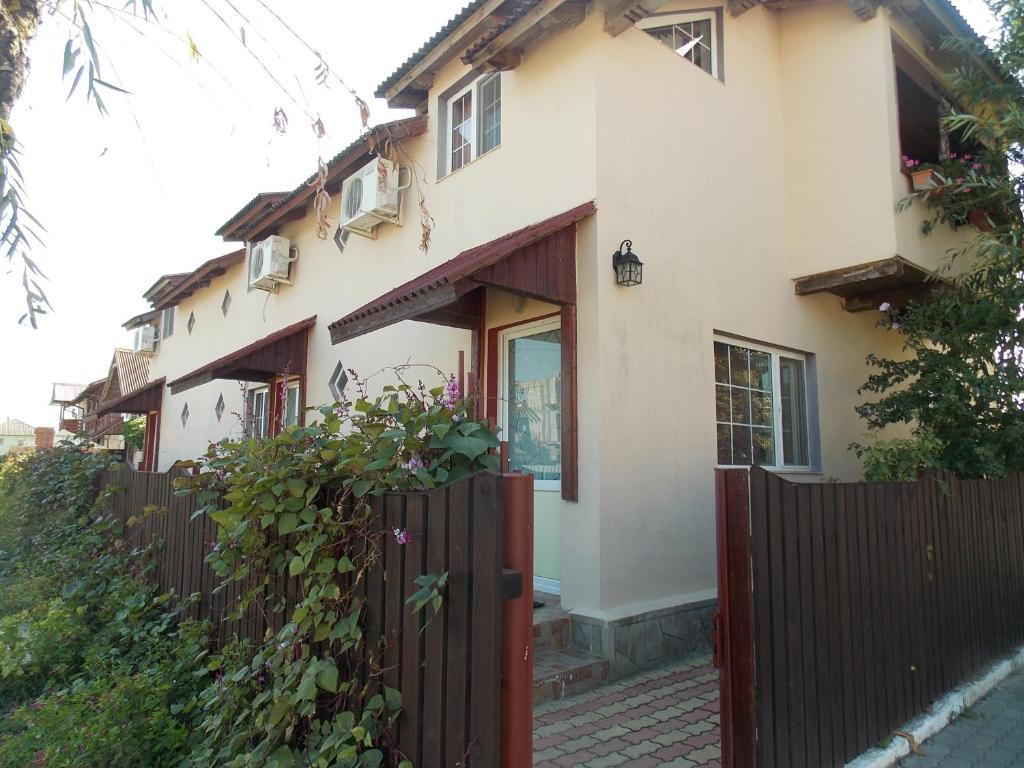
xmin=638 ymin=11 xmax=722 ymax=80
xmin=444 ymin=73 xmax=501 ymax=175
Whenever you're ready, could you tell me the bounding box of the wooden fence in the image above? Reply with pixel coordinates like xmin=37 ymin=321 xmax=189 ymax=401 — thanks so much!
xmin=717 ymin=467 xmax=1024 ymax=768
xmin=99 ymin=464 xmax=511 ymax=768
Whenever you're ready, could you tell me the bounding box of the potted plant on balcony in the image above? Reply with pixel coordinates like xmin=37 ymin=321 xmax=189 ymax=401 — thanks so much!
xmin=901 ymin=153 xmax=1006 ymax=233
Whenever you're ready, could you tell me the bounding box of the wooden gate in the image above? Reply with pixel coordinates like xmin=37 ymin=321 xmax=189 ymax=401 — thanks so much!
xmin=100 ymin=465 xmax=534 ymax=768
xmin=715 ymin=466 xmax=1024 ymax=768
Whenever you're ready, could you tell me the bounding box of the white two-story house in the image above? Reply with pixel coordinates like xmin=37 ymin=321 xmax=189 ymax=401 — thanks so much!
xmin=111 ymin=0 xmax=987 ymax=679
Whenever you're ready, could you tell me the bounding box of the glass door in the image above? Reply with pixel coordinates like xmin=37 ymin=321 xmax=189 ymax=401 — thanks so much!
xmin=500 ymin=316 xmax=562 ymax=594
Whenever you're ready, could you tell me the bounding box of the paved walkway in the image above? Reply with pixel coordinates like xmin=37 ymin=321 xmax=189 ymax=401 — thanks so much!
xmin=899 ymin=671 xmax=1024 ymax=768
xmin=533 ymin=656 xmax=721 ymax=767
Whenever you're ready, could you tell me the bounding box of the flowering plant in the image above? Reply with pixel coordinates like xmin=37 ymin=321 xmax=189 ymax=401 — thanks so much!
xmin=900 ymin=152 xmax=1008 ymax=232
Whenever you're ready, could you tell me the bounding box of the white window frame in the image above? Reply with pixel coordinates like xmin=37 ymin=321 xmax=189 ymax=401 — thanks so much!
xmin=247 ymin=386 xmax=269 ymax=439
xmin=283 ymin=380 xmax=301 ymax=428
xmin=637 ymin=11 xmax=719 ymax=79
xmin=446 ymin=73 xmax=501 ymax=176
xmin=161 ymin=306 xmax=175 ymax=339
xmin=499 ymin=315 xmax=562 ymax=492
xmin=713 ymin=336 xmax=813 ymax=472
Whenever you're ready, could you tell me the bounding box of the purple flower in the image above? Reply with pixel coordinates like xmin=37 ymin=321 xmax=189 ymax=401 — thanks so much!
xmin=403 ymin=455 xmax=426 ymax=471
xmin=393 ymin=528 xmax=411 ymax=545
xmin=879 ymin=302 xmax=891 ymax=312
xmin=972 ymin=163 xmax=982 ymax=170
xmin=441 ymin=375 xmax=461 ymax=408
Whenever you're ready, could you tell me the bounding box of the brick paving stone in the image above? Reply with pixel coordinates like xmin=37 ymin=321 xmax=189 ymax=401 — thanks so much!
xmin=534 ymin=657 xmax=718 ymax=767
xmin=899 ymin=671 xmax=1024 ymax=768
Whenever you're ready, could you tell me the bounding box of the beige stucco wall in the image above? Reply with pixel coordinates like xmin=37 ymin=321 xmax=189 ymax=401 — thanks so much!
xmin=145 ymin=0 xmax=973 ymax=623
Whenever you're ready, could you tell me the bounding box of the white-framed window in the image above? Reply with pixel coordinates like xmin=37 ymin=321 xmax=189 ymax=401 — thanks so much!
xmin=637 ymin=11 xmax=719 ymax=78
xmin=500 ymin=316 xmax=562 ymax=491
xmin=284 ymin=380 xmax=301 ymax=428
xmin=161 ymin=307 xmax=175 ymax=339
xmin=246 ymin=387 xmax=269 ymax=438
xmin=446 ymin=73 xmax=501 ymax=174
xmin=714 ymin=338 xmax=811 ymax=469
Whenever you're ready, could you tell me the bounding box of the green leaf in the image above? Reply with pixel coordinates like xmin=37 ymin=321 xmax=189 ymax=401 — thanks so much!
xmin=359 ymin=750 xmax=383 ymax=768
xmin=286 ymin=478 xmax=307 ymax=497
xmin=296 ymin=672 xmax=317 ymax=701
xmin=289 ymin=556 xmax=306 ymax=576
xmin=384 ymin=686 xmax=402 ymax=711
xmin=278 ymin=513 xmax=299 ymax=535
xmin=431 ymin=422 xmax=452 ymax=440
xmin=318 ymin=662 xmax=339 ymax=693
xmin=261 ymin=513 xmax=276 ymax=529
xmin=351 ymin=479 xmax=374 ymax=497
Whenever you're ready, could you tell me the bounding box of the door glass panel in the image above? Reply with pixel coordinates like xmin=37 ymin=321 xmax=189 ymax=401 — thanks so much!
xmin=508 ymin=329 xmax=561 ymax=483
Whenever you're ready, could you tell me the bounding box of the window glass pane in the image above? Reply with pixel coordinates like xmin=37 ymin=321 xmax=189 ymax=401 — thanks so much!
xmin=248 ymin=390 xmax=268 ymax=438
xmin=716 ymin=423 xmax=732 ymax=465
xmin=450 ymin=91 xmax=473 ymax=171
xmin=732 ymin=424 xmax=752 ymax=465
xmin=715 ymin=384 xmax=731 ymax=422
xmin=729 ymin=346 xmax=749 ymax=387
xmin=752 ymin=427 xmax=775 ymax=466
xmin=749 ymin=351 xmax=772 ymax=391
xmin=644 ymin=18 xmax=714 ymax=75
xmin=162 ymin=307 xmax=174 ymax=338
xmin=508 ymin=329 xmax=561 ymax=482
xmin=285 ymin=385 xmax=300 ymax=427
xmin=713 ymin=342 xmax=729 ymax=384
xmin=780 ymin=357 xmax=809 ymax=466
xmin=480 ymin=75 xmax=501 ymax=154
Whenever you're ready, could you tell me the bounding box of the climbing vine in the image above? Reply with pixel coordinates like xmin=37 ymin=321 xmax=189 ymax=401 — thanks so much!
xmin=175 ymin=369 xmax=499 ymax=767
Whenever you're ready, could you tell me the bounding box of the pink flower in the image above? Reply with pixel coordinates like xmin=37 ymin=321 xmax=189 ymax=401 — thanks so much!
xmin=393 ymin=528 xmax=411 ymax=545
xmin=441 ymin=375 xmax=461 ymax=408
xmin=879 ymin=302 xmax=891 ymax=312
xmin=972 ymin=163 xmax=982 ymax=170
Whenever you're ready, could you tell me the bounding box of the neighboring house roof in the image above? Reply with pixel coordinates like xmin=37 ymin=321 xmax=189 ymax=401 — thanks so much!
xmin=0 ymin=418 xmax=34 ymax=437
xmin=215 ymin=192 xmax=290 ymax=239
xmin=150 ymin=249 xmax=245 ymax=310
xmin=100 ymin=349 xmax=151 ymax=405
xmin=72 ymin=378 xmax=106 ymax=407
xmin=50 ymin=383 xmax=87 ymax=406
xmin=122 ymin=308 xmax=160 ymax=331
xmin=97 ymin=377 xmax=165 ymax=417
xmin=143 ymin=273 xmax=190 ymax=306
xmin=216 ymin=116 xmax=427 ymax=242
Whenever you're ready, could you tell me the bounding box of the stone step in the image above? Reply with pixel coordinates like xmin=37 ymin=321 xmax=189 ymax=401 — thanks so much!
xmin=532 ymin=611 xmax=571 ymax=652
xmin=533 ymin=647 xmax=610 ymax=705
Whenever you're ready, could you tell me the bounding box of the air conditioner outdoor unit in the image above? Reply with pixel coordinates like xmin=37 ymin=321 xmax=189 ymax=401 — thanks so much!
xmin=340 ymin=157 xmax=403 ymax=237
xmin=249 ymin=235 xmax=293 ymax=291
xmin=134 ymin=324 xmax=157 ymax=353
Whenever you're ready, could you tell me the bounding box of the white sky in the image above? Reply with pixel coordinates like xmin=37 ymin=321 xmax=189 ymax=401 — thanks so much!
xmin=0 ymin=0 xmax=997 ymax=428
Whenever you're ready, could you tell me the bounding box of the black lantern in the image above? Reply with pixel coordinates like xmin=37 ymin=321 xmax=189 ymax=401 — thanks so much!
xmin=612 ymin=239 xmax=643 ymax=286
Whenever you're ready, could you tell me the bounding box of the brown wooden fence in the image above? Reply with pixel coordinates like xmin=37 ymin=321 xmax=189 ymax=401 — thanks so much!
xmin=717 ymin=467 xmax=1024 ymax=768
xmin=99 ymin=464 xmax=513 ymax=768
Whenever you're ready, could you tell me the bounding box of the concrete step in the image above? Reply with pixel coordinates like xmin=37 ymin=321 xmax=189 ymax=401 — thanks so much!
xmin=533 ymin=646 xmax=610 ymax=705
xmin=532 ymin=610 xmax=571 ymax=652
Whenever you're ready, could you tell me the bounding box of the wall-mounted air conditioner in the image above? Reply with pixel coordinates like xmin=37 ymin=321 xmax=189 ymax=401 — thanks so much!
xmin=340 ymin=157 xmax=404 ymax=238
xmin=134 ymin=324 xmax=157 ymax=353
xmin=249 ymin=235 xmax=294 ymax=291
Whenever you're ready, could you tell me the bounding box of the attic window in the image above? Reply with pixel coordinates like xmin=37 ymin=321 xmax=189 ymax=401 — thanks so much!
xmin=328 ymin=361 xmax=349 ymax=401
xmin=215 ymin=393 xmax=225 ymax=422
xmin=181 ymin=403 xmax=189 ymax=428
xmin=187 ymin=311 xmax=196 ymax=335
xmin=637 ymin=11 xmax=722 ymax=79
xmin=221 ymin=290 xmax=231 ymax=317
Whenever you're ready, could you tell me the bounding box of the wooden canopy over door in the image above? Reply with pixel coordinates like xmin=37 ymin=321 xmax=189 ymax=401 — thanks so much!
xmin=328 ymin=202 xmax=594 ymax=501
xmin=166 ymin=316 xmax=315 ymax=394
xmin=95 ymin=377 xmax=166 ymax=471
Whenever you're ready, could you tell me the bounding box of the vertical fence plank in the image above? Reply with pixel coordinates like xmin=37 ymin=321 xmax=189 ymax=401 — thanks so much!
xmin=444 ymin=479 xmax=471 ymax=768
xmin=750 ymin=469 xmax=776 ymax=768
xmin=398 ymin=494 xmax=426 ymax=766
xmin=421 ymin=488 xmax=448 ymax=768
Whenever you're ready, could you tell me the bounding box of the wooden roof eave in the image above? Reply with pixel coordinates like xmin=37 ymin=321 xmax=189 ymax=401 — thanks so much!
xmin=793 ymin=255 xmax=950 ymax=312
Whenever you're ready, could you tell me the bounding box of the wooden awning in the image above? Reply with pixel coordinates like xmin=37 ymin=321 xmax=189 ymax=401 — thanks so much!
xmin=97 ymin=378 xmax=165 ymax=416
xmin=328 ymin=201 xmax=594 ymax=344
xmin=168 ymin=316 xmax=315 ymax=394
xmin=793 ymin=256 xmax=948 ymax=312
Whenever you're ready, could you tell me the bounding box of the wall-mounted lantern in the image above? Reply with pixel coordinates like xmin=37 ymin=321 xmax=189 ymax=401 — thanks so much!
xmin=612 ymin=240 xmax=643 ymax=287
